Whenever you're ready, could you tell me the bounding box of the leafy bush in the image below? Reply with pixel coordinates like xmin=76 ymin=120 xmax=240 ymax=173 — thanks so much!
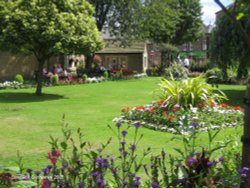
xmin=51 ymin=74 xmax=59 ymax=85
xmin=190 ymin=60 xmax=211 ymax=72
xmin=82 ymin=74 xmax=88 ymax=82
xmin=164 ymin=64 xmax=189 ymax=80
xmin=15 ymin=74 xmax=24 ymax=84
xmin=159 ymin=76 xmax=227 ymax=108
xmin=205 ymin=67 xmax=224 ymax=84
xmin=103 ymin=71 xmax=109 ymax=79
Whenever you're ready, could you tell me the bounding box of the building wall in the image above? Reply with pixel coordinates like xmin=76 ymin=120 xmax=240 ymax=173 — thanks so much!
xmin=96 ymin=53 xmax=143 ymax=72
xmin=0 ymin=52 xmax=38 ymax=81
xmin=0 ymin=52 xmax=63 ymax=82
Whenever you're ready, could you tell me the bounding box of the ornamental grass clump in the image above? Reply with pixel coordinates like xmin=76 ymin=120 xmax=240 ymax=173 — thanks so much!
xmin=159 ymin=76 xmax=227 ymax=109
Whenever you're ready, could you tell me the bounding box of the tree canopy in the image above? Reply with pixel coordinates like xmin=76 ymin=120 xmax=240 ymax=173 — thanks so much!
xmin=210 ymin=1 xmax=250 ymax=79
xmin=0 ymin=0 xmax=103 ymax=95
xmin=141 ymin=0 xmax=203 ymax=45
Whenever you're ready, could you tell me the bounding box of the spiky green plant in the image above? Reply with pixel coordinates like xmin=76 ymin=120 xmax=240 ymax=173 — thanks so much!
xmin=159 ymin=76 xmax=227 ymax=108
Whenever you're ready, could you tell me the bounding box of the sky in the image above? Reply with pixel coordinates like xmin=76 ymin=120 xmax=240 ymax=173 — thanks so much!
xmin=201 ymin=0 xmax=233 ymax=25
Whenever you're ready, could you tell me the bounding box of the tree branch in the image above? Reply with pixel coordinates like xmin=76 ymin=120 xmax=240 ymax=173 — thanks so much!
xmin=214 ymin=0 xmax=250 ymax=48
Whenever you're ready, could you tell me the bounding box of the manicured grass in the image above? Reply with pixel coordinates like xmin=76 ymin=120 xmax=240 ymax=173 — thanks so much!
xmin=0 ymin=77 xmax=246 ymax=170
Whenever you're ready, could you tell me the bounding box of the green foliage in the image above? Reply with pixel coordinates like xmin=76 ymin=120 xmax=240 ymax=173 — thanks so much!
xmin=205 ymin=67 xmax=224 ymax=84
xmin=190 ymin=60 xmax=211 ymax=72
xmin=164 ymin=64 xmax=188 ymax=80
xmin=141 ymin=0 xmax=202 ymax=45
xmin=103 ymin=71 xmax=109 ymax=79
xmin=51 ymin=74 xmax=59 ymax=85
xmin=82 ymin=74 xmax=88 ymax=81
xmin=14 ymin=74 xmax=24 ymax=84
xmin=159 ymin=76 xmax=227 ymax=108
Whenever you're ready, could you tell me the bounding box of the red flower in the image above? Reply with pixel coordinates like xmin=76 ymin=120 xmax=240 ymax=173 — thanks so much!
xmin=47 ymin=149 xmax=61 ymax=165
xmin=168 ymin=116 xmax=173 ymax=121
xmin=163 ymin=111 xmax=168 ymax=116
xmin=41 ymin=179 xmax=51 ymax=188
xmin=233 ymin=106 xmax=241 ymax=111
xmin=220 ymin=103 xmax=229 ymax=108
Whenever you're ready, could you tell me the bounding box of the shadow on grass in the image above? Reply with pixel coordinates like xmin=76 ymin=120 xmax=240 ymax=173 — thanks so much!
xmin=221 ymin=89 xmax=245 ymax=107
xmin=0 ymin=92 xmax=65 ymax=103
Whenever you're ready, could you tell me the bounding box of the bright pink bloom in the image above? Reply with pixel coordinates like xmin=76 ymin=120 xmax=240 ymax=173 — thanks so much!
xmin=47 ymin=149 xmax=61 ymax=165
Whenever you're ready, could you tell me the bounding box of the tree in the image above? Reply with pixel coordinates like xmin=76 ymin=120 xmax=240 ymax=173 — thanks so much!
xmin=141 ymin=0 xmax=203 ymax=44
xmin=214 ymin=1 xmax=250 ymax=187
xmin=210 ymin=3 xmax=250 ymax=79
xmin=0 ymin=0 xmax=103 ymax=95
xmin=141 ymin=0 xmax=202 ymax=69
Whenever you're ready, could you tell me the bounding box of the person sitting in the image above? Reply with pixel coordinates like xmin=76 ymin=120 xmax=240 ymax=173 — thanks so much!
xmin=56 ymin=64 xmax=64 ymax=78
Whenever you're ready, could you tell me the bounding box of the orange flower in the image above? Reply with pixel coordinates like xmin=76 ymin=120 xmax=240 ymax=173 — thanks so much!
xmin=168 ymin=116 xmax=173 ymax=121
xmin=122 ymin=107 xmax=130 ymax=113
xmin=157 ymin=100 xmax=165 ymax=106
xmin=135 ymin=106 xmax=144 ymax=110
xmin=148 ymin=107 xmax=157 ymax=113
xmin=233 ymin=106 xmax=241 ymax=111
xmin=221 ymin=103 xmax=229 ymax=108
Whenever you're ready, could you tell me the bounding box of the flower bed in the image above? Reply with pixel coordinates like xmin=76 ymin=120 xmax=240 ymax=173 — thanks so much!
xmin=115 ymin=100 xmax=243 ymax=134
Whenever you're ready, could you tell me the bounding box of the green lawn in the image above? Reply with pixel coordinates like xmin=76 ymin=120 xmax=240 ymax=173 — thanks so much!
xmin=0 ymin=77 xmax=246 ymax=170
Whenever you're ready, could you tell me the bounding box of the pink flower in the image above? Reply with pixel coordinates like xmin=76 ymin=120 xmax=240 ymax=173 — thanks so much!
xmin=41 ymin=179 xmax=51 ymax=188
xmin=47 ymin=149 xmax=61 ymax=165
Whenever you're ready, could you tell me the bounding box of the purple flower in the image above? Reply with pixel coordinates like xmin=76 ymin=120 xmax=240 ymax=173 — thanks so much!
xmin=219 ymin=157 xmax=226 ymax=162
xmin=58 ymin=182 xmax=64 ymax=187
xmin=63 ymin=163 xmax=68 ymax=168
xmin=111 ymin=168 xmax=117 ymax=174
xmin=241 ymin=173 xmax=247 ymax=177
xmin=130 ymin=173 xmax=136 ymax=178
xmin=76 ymin=160 xmax=82 ymax=166
xmin=120 ymin=141 xmax=126 ymax=145
xmin=47 ymin=165 xmax=53 ymax=170
xmin=123 ymin=181 xmax=128 ymax=186
xmin=175 ymin=164 xmax=181 ymax=168
xmin=136 ymin=176 xmax=141 ymax=181
xmin=22 ymin=176 xmax=30 ymax=180
xmin=35 ymin=171 xmax=41 ymax=176
xmin=243 ymin=167 xmax=250 ymax=171
xmin=134 ymin=181 xmax=141 ymax=186
xmin=191 ymin=122 xmax=199 ymax=128
xmin=195 ymin=152 xmax=201 ymax=157
xmin=109 ymin=157 xmax=115 ymax=161
xmin=186 ymin=156 xmax=198 ymax=166
xmin=133 ymin=122 xmax=141 ymax=128
xmin=42 ymin=168 xmax=48 ymax=175
xmin=96 ymin=157 xmax=104 ymax=164
xmin=91 ymin=172 xmax=99 ymax=177
xmin=78 ymin=182 xmax=84 ymax=188
xmin=121 ymin=130 xmax=128 ymax=137
xmin=207 ymin=161 xmax=213 ymax=166
xmin=26 ymin=168 xmax=32 ymax=173
xmin=96 ymin=178 xmax=104 ymax=184
xmin=151 ymin=182 xmax=159 ymax=188
xmin=116 ymin=122 xmax=122 ymax=128
xmin=123 ymin=151 xmax=128 ymax=157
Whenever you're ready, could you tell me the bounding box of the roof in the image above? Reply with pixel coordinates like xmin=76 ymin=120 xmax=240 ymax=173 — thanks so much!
xmin=96 ymin=41 xmax=146 ymax=54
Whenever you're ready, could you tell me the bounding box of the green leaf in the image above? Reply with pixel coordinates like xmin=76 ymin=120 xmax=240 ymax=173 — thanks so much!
xmin=236 ymin=12 xmax=244 ymax=20
xmin=60 ymin=142 xmax=67 ymax=150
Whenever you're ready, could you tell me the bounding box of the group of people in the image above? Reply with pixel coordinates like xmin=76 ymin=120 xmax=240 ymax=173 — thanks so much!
xmin=177 ymin=56 xmax=190 ymax=68
xmin=42 ymin=64 xmax=69 ymax=83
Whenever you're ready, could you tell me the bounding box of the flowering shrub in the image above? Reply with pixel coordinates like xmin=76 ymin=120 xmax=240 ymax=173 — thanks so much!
xmin=115 ymin=100 xmax=243 ymax=135
xmin=0 ymin=81 xmax=22 ymax=89
xmin=0 ymin=119 xmax=245 ymax=188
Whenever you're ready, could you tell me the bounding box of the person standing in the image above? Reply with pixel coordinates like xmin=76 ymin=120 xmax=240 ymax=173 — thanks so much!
xmin=184 ymin=57 xmax=190 ymax=69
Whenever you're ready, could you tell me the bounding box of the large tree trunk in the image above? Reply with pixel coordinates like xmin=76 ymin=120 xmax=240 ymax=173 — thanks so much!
xmin=35 ymin=59 xmax=46 ymax=96
xmin=85 ymin=54 xmax=94 ymax=72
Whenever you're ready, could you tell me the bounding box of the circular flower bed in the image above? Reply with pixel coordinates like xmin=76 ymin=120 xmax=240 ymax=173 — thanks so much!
xmin=114 ymin=100 xmax=243 ymax=135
